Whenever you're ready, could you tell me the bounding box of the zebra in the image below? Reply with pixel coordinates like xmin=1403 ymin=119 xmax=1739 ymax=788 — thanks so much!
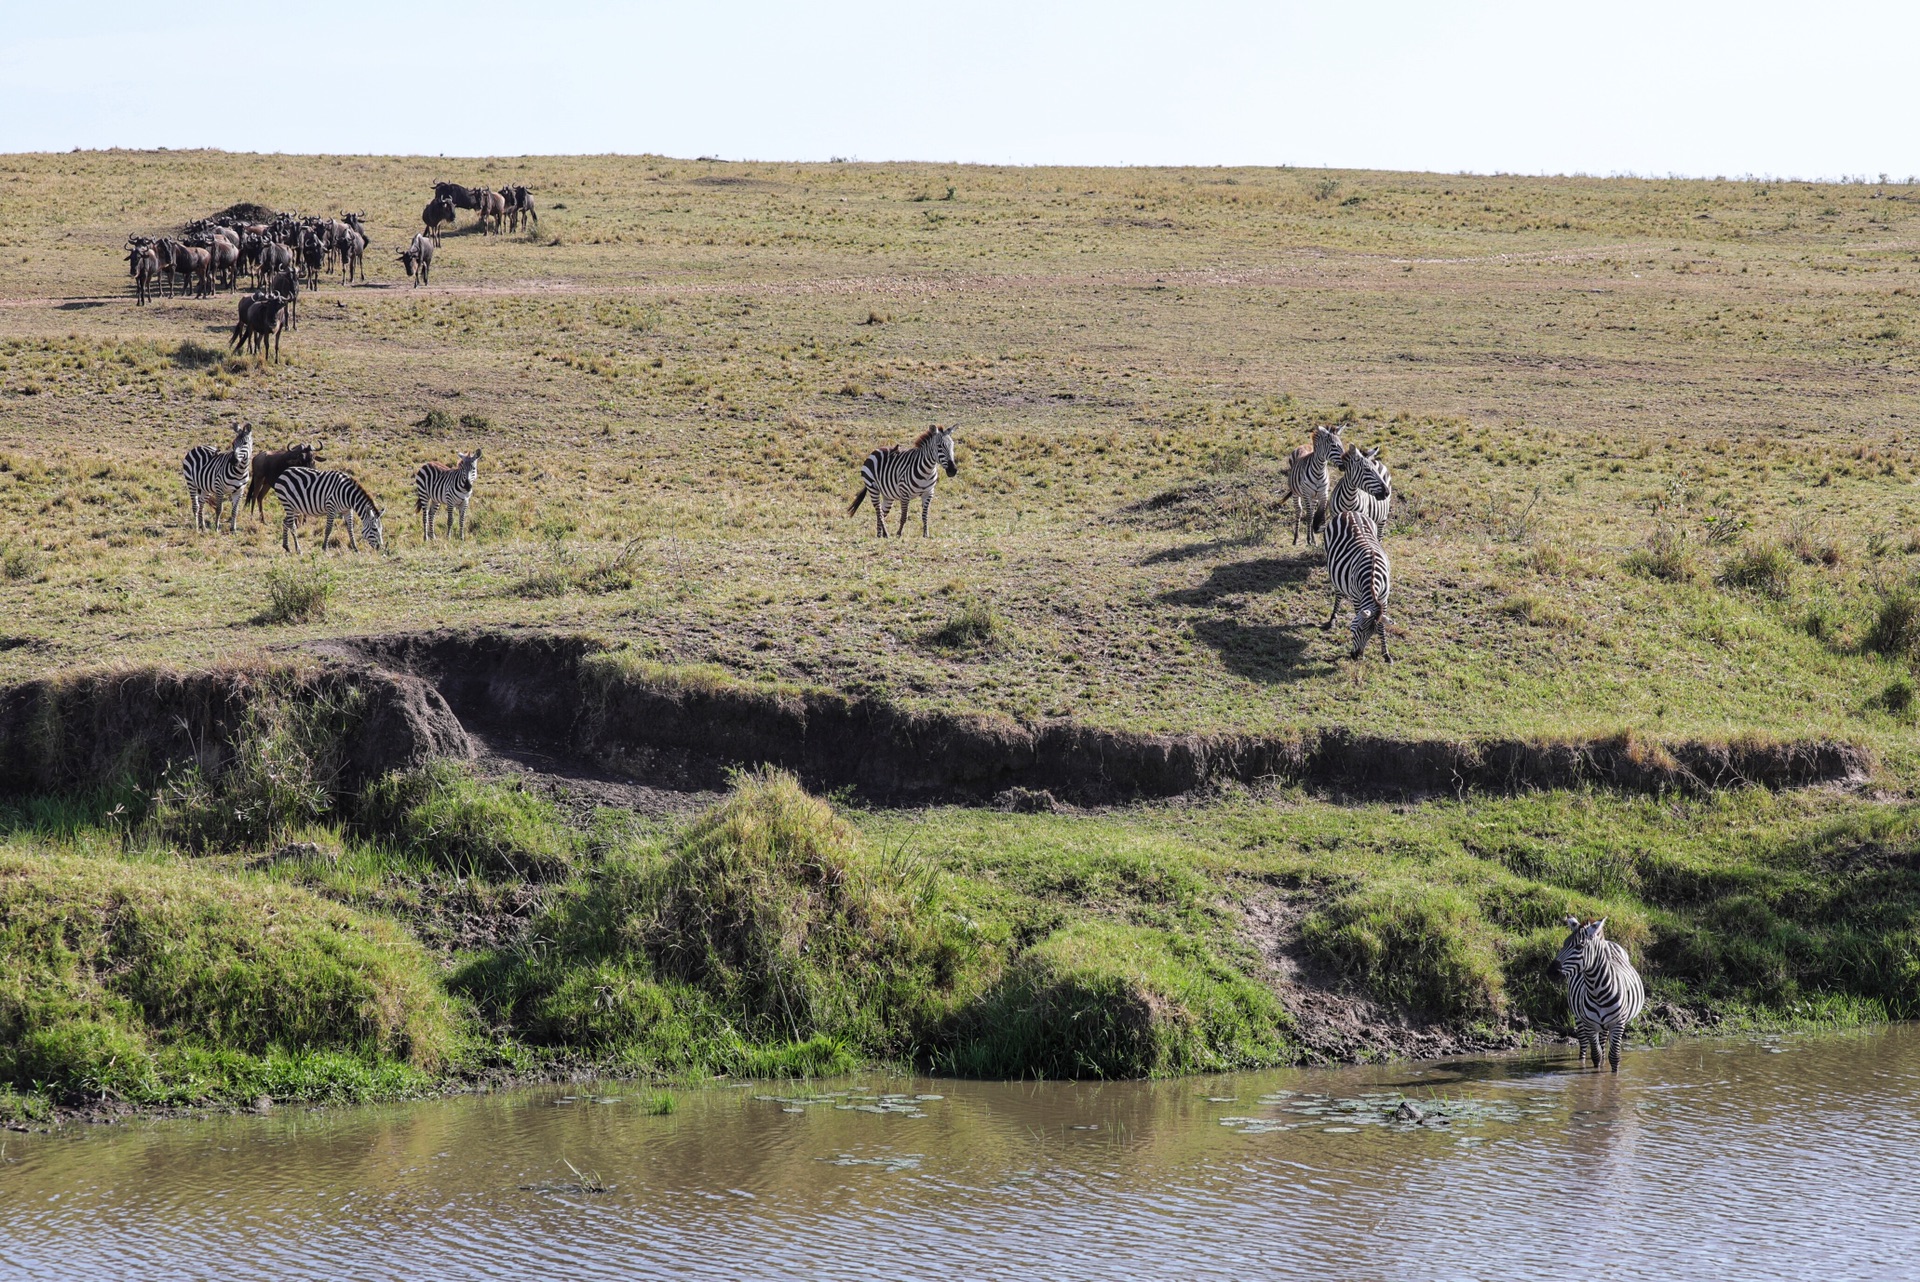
xmin=182 ymin=422 xmax=254 ymax=535
xmin=1280 ymin=423 xmax=1345 ymax=547
xmin=1549 ymin=915 xmax=1647 ymax=1072
xmin=414 ymin=449 xmax=482 ymax=540
xmin=1323 ymin=442 xmax=1393 ymax=530
xmin=1314 ymin=445 xmax=1394 ymax=661
xmin=847 ymin=425 xmax=958 ymax=537
xmin=271 ymin=467 xmax=386 ymax=554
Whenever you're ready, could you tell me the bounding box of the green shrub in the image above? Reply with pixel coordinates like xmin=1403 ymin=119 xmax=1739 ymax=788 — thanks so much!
xmin=1866 ymin=585 xmax=1920 ymax=662
xmin=1880 ymin=677 xmax=1915 ymax=715
xmin=261 ymin=560 xmax=336 ymax=624
xmin=0 ymin=849 xmax=454 ymax=1104
xmin=922 ymin=598 xmax=1001 ymax=650
xmin=415 ymin=408 xmax=456 ymax=434
xmin=1717 ymin=541 xmax=1794 ymax=599
xmin=142 ymin=695 xmax=350 ymax=850
xmin=1301 ymin=881 xmax=1506 ymax=1021
xmin=357 ymin=762 xmax=575 ymax=880
xmin=1625 ymin=526 xmax=1695 ymax=582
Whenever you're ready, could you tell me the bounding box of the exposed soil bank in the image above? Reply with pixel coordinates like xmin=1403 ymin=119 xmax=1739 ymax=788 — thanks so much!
xmin=0 ymin=629 xmax=1868 ymax=805
xmin=313 ymin=629 xmax=1869 ymax=804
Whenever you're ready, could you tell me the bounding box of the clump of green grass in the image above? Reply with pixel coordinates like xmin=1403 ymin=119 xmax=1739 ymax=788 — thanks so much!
xmin=1625 ymin=524 xmax=1695 ymax=582
xmin=415 ymin=408 xmax=456 ymax=434
xmin=357 ymin=761 xmax=576 ymax=880
xmin=1865 ymin=584 xmax=1920 ymax=663
xmin=142 ymin=694 xmax=350 ymax=851
xmin=921 ymin=598 xmax=1001 ymax=651
xmin=643 ymin=1090 xmax=677 ymax=1115
xmin=0 ymin=847 xmax=453 ymax=1105
xmin=1 ymin=541 xmax=44 ymax=582
xmin=173 ymin=340 xmax=223 ymax=369
xmin=1717 ymin=541 xmax=1794 ymax=599
xmin=1876 ymin=676 xmax=1914 ymax=716
xmin=1499 ymin=591 xmax=1579 ymax=631
xmin=260 ymin=560 xmax=336 ymax=624
xmin=1301 ymin=882 xmax=1507 ymax=1021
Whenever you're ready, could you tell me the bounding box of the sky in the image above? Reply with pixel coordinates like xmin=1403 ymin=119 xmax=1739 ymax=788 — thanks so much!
xmin=3 ymin=1 xmax=1916 ymax=178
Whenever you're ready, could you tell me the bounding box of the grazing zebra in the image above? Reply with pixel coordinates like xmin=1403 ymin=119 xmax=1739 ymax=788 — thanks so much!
xmin=271 ymin=467 xmax=386 ymax=554
xmin=1550 ymin=915 xmax=1647 ymax=1072
xmin=1324 ymin=443 xmax=1393 ymax=529
xmin=847 ymin=425 xmax=958 ymax=537
xmin=182 ymin=422 xmax=254 ymax=535
xmin=1314 ymin=445 xmax=1394 ymax=661
xmin=1281 ymin=423 xmax=1345 ymax=547
xmin=414 ymin=448 xmax=482 ymax=540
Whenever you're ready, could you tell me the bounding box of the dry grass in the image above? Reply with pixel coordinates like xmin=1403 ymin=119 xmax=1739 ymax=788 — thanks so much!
xmin=2 ymin=154 xmax=1920 ymax=771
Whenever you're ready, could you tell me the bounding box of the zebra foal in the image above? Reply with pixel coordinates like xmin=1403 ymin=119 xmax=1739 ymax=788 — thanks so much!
xmin=1280 ymin=423 xmax=1344 ymax=547
xmin=414 ymin=448 xmax=481 ymax=540
xmin=271 ymin=467 xmax=386 ymax=554
xmin=1314 ymin=445 xmax=1394 ymax=661
xmin=847 ymin=425 xmax=958 ymax=537
xmin=1550 ymin=915 xmax=1646 ymax=1073
xmin=182 ymin=422 xmax=254 ymax=534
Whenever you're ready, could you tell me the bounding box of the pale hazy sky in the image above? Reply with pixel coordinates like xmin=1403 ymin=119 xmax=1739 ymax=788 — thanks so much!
xmin=3 ymin=1 xmax=1914 ymax=177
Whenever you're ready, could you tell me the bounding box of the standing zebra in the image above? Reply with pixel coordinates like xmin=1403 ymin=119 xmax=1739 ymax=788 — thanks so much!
xmin=271 ymin=467 xmax=386 ymax=554
xmin=847 ymin=425 xmax=958 ymax=537
xmin=182 ymin=422 xmax=254 ymax=535
xmin=1323 ymin=443 xmax=1393 ymax=530
xmin=1314 ymin=445 xmax=1394 ymax=661
xmin=414 ymin=449 xmax=482 ymax=540
xmin=1280 ymin=423 xmax=1345 ymax=547
xmin=1550 ymin=915 xmax=1647 ymax=1073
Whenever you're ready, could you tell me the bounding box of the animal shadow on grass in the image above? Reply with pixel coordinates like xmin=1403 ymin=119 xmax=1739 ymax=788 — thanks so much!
xmin=1158 ymin=555 xmax=1327 ymax=684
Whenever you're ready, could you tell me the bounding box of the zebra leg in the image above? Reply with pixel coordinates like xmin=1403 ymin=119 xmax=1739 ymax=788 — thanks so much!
xmin=1377 ymin=611 xmax=1393 ymax=664
xmin=875 ymin=496 xmax=889 ymax=538
xmin=897 ymin=500 xmax=911 ymax=537
xmin=1608 ymin=1026 xmax=1623 ymax=1073
xmin=282 ymin=514 xmax=297 ymax=554
xmin=322 ymin=513 xmax=336 ymax=550
xmin=1321 ymin=593 xmax=1342 ymax=632
xmin=455 ymin=502 xmax=466 ymax=540
xmin=421 ymin=503 xmax=431 ymax=542
xmin=920 ymin=492 xmax=931 ymax=536
xmin=345 ymin=512 xmax=358 ymax=552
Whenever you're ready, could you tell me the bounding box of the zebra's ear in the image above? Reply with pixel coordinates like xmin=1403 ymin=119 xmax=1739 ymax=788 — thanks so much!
xmin=1563 ymin=914 xmax=1580 ymax=929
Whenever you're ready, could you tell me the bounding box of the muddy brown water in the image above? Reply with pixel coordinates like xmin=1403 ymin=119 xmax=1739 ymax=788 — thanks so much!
xmin=3 ymin=1028 xmax=1916 ymax=1281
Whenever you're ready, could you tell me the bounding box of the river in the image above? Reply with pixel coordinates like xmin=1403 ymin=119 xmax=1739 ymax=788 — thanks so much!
xmin=3 ymin=1026 xmax=1916 ymax=1281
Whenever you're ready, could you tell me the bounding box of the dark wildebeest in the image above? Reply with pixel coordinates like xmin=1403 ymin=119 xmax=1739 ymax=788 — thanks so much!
xmin=472 ymin=187 xmax=507 ymax=234
xmin=338 ymin=223 xmax=367 ymax=283
xmin=422 ymin=194 xmax=455 ymax=244
xmin=260 ymin=239 xmax=295 ymax=283
xmin=156 ymin=238 xmax=214 ymax=298
xmin=299 ymin=230 xmax=325 ymax=290
xmin=397 ymin=233 xmax=435 ymax=287
xmin=245 ymin=441 xmax=320 ymax=520
xmin=230 ymin=291 xmax=290 ymax=360
xmin=267 ymin=267 xmax=300 ymax=330
xmin=500 ymin=186 xmax=538 ymax=232
xmin=125 ymin=237 xmax=160 ymax=305
xmin=433 ymin=181 xmax=481 ymax=214
xmin=206 ymin=234 xmax=241 ymax=291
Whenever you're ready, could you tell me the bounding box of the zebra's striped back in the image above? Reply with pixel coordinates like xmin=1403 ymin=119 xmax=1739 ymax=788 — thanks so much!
xmin=848 ymin=425 xmax=958 ymax=537
xmin=272 ymin=467 xmax=385 ymax=553
xmin=1551 ymin=916 xmax=1647 ymax=1072
xmin=182 ymin=422 xmax=254 ymax=533
xmin=1320 ymin=510 xmax=1392 ymax=661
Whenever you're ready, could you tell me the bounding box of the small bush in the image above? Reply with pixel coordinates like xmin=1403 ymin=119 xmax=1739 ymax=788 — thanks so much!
xmin=1625 ymin=526 xmax=1694 ymax=582
xmin=261 ymin=561 xmax=335 ymax=624
xmin=1717 ymin=541 xmax=1793 ymax=599
xmin=1 ymin=542 xmax=44 ymax=581
xmin=1301 ymin=882 xmax=1506 ymax=1021
xmin=415 ymin=408 xmax=456 ymax=434
xmin=142 ymin=695 xmax=351 ymax=851
xmin=457 ymin=412 xmax=492 ymax=431
xmin=357 ymin=762 xmax=576 ymax=880
xmin=922 ymin=598 xmax=1001 ymax=651
xmin=1865 ymin=586 xmax=1920 ymax=662
xmin=1877 ymin=677 xmax=1914 ymax=715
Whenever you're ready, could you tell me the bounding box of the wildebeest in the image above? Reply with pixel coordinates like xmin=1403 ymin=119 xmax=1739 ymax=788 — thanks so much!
xmin=230 ymin=291 xmax=290 ymax=360
xmin=397 ymin=233 xmax=435 ymax=287
xmin=205 ymin=234 xmax=241 ymax=291
xmin=500 ymin=185 xmax=537 ymax=232
xmin=433 ymin=181 xmax=481 ymax=212
xmin=245 ymin=441 xmax=320 ymax=519
xmin=299 ymin=230 xmax=325 ymax=290
xmin=156 ymin=238 xmax=214 ymax=298
xmin=125 ymin=237 xmax=160 ymax=305
xmin=422 ymin=194 xmax=455 ymax=244
xmin=266 ymin=267 xmax=300 ymax=329
xmin=473 ymin=187 xmax=508 ymax=234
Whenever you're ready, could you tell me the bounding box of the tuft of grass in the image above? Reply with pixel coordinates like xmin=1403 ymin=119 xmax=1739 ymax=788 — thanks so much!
xmin=142 ymin=694 xmax=352 ymax=851
xmin=1301 ymin=881 xmax=1508 ymax=1021
xmin=643 ymin=1090 xmax=678 ymax=1115
xmin=1865 ymin=585 xmax=1920 ymax=663
xmin=1626 ymin=524 xmax=1695 ymax=582
xmin=356 ymin=762 xmax=576 ymax=881
xmin=1717 ymin=541 xmax=1794 ymax=600
xmin=1 ymin=541 xmax=44 ymax=582
xmin=921 ymin=598 xmax=1001 ymax=651
xmin=260 ymin=560 xmax=336 ymax=624
xmin=415 ymin=408 xmax=456 ymax=434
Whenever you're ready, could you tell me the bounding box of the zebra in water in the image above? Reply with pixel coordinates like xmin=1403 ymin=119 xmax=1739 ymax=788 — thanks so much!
xmin=1313 ymin=445 xmax=1394 ymax=661
xmin=271 ymin=467 xmax=386 ymax=554
xmin=414 ymin=448 xmax=482 ymax=540
xmin=182 ymin=422 xmax=254 ymax=534
xmin=1280 ymin=423 xmax=1344 ymax=547
xmin=847 ymin=425 xmax=958 ymax=537
xmin=1323 ymin=442 xmax=1392 ymax=530
xmin=1550 ymin=916 xmax=1646 ymax=1072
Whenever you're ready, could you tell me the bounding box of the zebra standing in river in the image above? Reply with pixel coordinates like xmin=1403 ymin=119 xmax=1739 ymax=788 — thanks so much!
xmin=847 ymin=425 xmax=958 ymax=537
xmin=414 ymin=448 xmax=481 ymax=540
xmin=271 ymin=467 xmax=386 ymax=553
xmin=182 ymin=422 xmax=254 ymax=534
xmin=1550 ymin=915 xmax=1646 ymax=1073
xmin=1313 ymin=445 xmax=1394 ymax=661
xmin=1281 ymin=423 xmax=1345 ymax=547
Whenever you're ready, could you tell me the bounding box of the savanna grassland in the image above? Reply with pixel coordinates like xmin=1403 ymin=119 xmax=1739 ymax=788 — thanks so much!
xmin=1 ymin=152 xmax=1918 ymax=1116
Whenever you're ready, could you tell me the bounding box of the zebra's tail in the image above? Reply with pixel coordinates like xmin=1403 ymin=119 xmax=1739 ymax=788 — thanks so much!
xmin=847 ymin=487 xmax=868 ymax=517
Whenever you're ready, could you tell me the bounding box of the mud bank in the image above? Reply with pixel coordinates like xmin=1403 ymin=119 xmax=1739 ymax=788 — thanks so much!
xmin=0 ymin=629 xmax=1868 ymax=804
xmin=314 ymin=629 xmax=1867 ymax=804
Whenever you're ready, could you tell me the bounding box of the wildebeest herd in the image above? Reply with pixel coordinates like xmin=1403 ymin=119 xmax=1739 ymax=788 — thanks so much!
xmin=181 ymin=421 xmax=483 ymax=554
xmin=122 ymin=181 xmax=540 ymax=358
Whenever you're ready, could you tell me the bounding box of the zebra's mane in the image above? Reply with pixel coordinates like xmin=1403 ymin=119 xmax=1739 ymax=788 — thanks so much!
xmin=911 ymin=425 xmax=945 ymax=447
